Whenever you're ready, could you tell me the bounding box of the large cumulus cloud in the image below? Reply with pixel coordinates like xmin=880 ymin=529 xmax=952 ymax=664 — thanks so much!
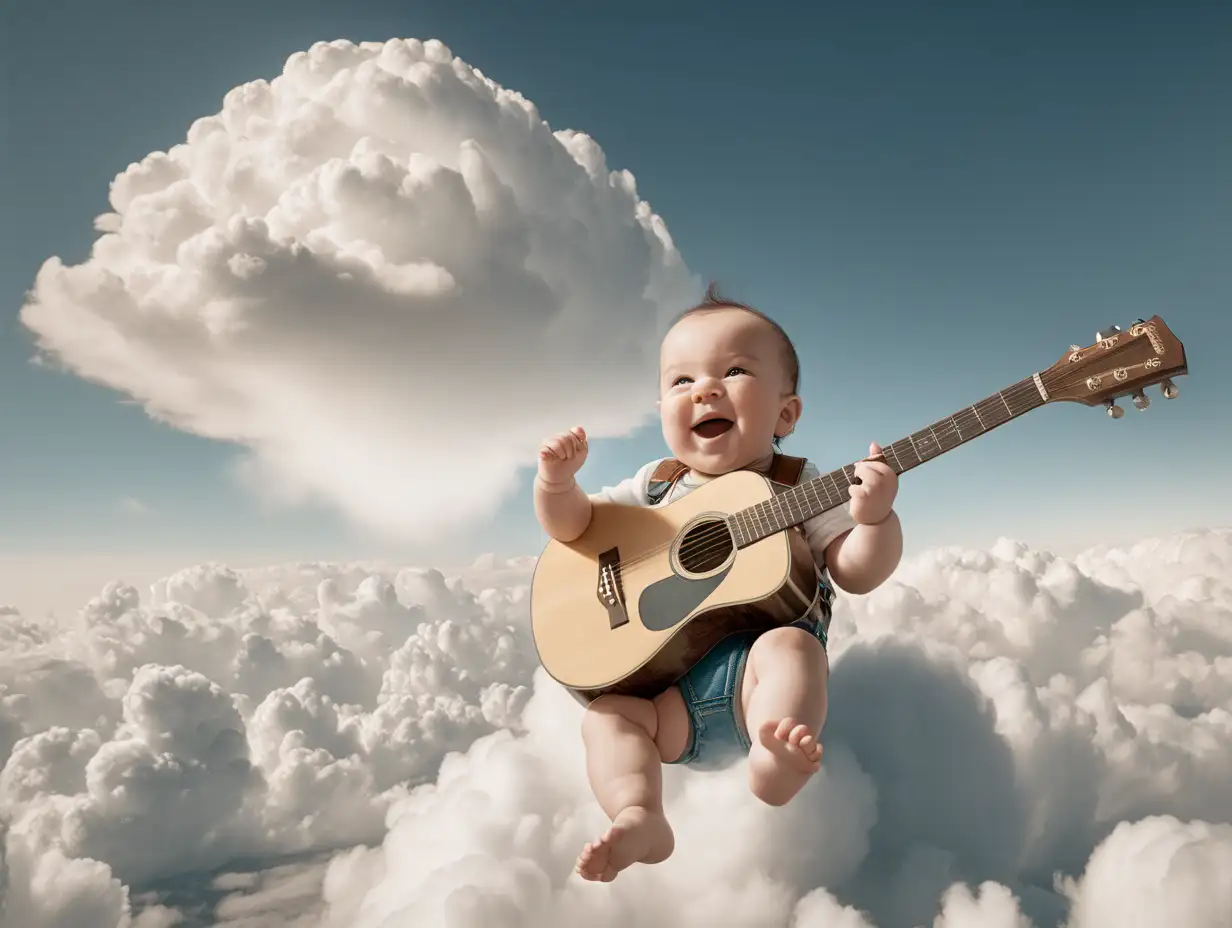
xmin=18 ymin=37 xmax=695 ymax=542
xmin=1 ymin=528 xmax=1229 ymax=927
xmin=0 ymin=555 xmax=537 ymax=927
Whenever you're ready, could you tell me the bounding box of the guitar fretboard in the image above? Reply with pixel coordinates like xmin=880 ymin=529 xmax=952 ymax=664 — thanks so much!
xmin=730 ymin=375 xmax=1047 ymax=547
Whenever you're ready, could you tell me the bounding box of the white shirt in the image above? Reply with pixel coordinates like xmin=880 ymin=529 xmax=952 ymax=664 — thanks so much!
xmin=588 ymin=457 xmax=856 ymax=569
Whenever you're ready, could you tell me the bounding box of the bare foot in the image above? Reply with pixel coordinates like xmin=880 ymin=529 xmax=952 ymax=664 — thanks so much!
xmin=747 ymin=718 xmax=822 ymax=806
xmin=575 ymin=805 xmax=675 ymax=882
xmin=760 ymin=717 xmax=823 ymax=771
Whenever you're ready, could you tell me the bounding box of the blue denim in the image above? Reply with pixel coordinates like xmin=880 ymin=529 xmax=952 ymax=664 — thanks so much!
xmin=667 ymin=617 xmax=829 ymax=770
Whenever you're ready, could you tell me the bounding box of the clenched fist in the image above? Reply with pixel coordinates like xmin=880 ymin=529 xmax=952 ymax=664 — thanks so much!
xmin=538 ymin=426 xmax=588 ymax=484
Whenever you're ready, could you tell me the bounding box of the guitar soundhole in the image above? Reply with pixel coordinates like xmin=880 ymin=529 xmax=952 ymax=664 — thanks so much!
xmin=677 ymin=518 xmax=734 ymax=574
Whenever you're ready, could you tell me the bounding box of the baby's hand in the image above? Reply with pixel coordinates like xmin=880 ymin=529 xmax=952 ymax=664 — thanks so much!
xmin=848 ymin=441 xmax=897 ymax=525
xmin=538 ymin=426 xmax=588 ymax=485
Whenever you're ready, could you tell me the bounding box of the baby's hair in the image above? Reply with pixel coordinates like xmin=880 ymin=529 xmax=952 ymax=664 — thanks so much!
xmin=669 ymin=282 xmax=801 ymax=450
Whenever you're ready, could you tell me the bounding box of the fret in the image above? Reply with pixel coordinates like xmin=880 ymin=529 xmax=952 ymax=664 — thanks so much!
xmin=906 ymin=433 xmax=923 ymax=461
xmin=730 ymin=375 xmax=1048 ymax=546
xmin=945 ymin=421 xmax=962 ymax=449
xmin=821 ymin=471 xmax=839 ymax=502
xmin=976 ymin=397 xmax=1008 ymax=428
xmin=888 ymin=440 xmax=910 ymax=471
xmin=885 ymin=444 xmax=904 ymax=472
xmin=896 ymin=438 xmax=916 ymax=470
xmin=935 ymin=423 xmax=958 ymax=451
xmin=813 ymin=477 xmax=834 ymax=510
xmin=799 ymin=481 xmax=816 ymax=514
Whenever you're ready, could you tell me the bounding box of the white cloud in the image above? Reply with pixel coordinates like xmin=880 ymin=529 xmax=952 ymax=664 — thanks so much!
xmin=19 ymin=37 xmax=695 ymax=544
xmin=1060 ymin=815 xmax=1232 ymax=928
xmin=0 ymin=528 xmax=1228 ymax=927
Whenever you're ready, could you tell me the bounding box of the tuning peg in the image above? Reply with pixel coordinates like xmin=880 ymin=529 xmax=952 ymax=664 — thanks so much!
xmin=1106 ymin=400 xmax=1124 ymax=418
xmin=1132 ymin=390 xmax=1150 ymax=410
xmin=1096 ymin=325 xmax=1122 ymax=341
xmin=1161 ymin=378 xmax=1179 ymax=399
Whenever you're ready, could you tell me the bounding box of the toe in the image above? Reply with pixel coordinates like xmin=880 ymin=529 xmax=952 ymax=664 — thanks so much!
xmin=774 ymin=717 xmax=796 ymax=741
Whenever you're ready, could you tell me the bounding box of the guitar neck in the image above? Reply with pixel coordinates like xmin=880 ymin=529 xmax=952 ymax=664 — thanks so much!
xmin=731 ymin=374 xmax=1049 ymax=547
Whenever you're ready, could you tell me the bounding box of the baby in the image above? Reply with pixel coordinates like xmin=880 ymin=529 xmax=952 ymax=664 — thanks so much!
xmin=534 ymin=287 xmax=902 ymax=882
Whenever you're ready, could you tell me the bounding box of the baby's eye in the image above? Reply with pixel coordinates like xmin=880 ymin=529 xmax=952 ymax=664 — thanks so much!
xmin=726 ymin=367 xmax=748 ymax=377
xmin=672 ymin=376 xmax=692 ymax=386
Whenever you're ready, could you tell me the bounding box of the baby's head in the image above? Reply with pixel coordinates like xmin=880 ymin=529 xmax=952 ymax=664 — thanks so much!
xmin=658 ymin=285 xmax=802 ymax=477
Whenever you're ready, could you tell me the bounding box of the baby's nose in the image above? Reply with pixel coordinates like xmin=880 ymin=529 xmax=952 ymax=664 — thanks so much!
xmin=692 ymin=381 xmax=721 ymax=402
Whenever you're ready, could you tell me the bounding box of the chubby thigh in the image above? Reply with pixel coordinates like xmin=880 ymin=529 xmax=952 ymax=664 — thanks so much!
xmin=739 ymin=626 xmax=830 ymax=739
xmin=650 ymin=687 xmax=692 ymax=762
xmin=650 ymin=625 xmax=829 ymax=765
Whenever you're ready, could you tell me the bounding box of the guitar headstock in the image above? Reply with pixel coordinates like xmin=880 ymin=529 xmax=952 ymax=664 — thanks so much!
xmin=1041 ymin=315 xmax=1188 ymax=417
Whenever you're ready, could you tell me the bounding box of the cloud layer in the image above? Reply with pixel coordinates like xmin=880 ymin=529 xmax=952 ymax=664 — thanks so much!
xmin=19 ymin=37 xmax=694 ymax=541
xmin=1 ymin=528 xmax=1229 ymax=927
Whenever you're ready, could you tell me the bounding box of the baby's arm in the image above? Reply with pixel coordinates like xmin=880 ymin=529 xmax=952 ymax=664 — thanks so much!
xmin=534 ymin=447 xmax=662 ymax=543
xmin=799 ymin=457 xmax=903 ymax=596
xmin=534 ymin=475 xmax=593 ymax=542
xmin=825 ymin=513 xmax=902 ymax=595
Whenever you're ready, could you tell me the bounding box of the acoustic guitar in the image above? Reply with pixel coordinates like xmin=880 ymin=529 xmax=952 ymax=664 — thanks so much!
xmin=530 ymin=317 xmax=1188 ymax=703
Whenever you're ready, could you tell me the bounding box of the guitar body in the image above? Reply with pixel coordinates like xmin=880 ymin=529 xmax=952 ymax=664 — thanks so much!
xmin=530 ymin=469 xmax=819 ymax=704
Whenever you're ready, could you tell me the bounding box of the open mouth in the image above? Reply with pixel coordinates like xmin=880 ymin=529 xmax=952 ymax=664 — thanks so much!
xmin=692 ymin=417 xmax=733 ymax=439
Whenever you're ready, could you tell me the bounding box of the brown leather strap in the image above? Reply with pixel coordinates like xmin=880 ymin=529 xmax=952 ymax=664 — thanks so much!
xmin=768 ymin=453 xmax=807 ymax=486
xmin=650 ymin=458 xmax=690 ymax=483
xmin=652 ymin=453 xmax=806 ymax=488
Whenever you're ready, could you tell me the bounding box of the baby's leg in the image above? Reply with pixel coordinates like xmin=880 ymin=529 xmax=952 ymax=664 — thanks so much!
xmin=740 ymin=626 xmax=828 ymax=806
xmin=575 ymin=689 xmax=690 ymax=882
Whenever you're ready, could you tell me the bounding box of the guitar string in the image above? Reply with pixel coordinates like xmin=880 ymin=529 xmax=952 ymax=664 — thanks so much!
xmin=548 ymin=366 xmax=1164 ymax=622
xmin=601 ymin=378 xmax=1050 ymax=582
xmin=612 ymin=377 xmax=1048 ymax=578
xmin=605 ymin=364 xmax=1146 ymax=579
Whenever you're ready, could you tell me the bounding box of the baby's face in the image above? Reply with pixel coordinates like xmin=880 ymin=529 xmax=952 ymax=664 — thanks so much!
xmin=658 ymin=308 xmax=801 ymax=477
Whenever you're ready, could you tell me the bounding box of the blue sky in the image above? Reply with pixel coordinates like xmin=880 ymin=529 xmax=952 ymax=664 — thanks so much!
xmin=2 ymin=0 xmax=1229 ymax=595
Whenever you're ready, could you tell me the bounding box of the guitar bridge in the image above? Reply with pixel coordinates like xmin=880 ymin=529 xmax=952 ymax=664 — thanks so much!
xmin=597 ymin=547 xmax=628 ymax=629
